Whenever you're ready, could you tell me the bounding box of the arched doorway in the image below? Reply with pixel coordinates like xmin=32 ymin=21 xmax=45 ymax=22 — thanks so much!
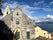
xmin=15 ymin=31 xmax=20 ymax=40
xmin=14 ymin=28 xmax=21 ymax=40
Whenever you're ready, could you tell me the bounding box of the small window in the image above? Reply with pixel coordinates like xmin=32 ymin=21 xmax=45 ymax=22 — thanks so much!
xmin=16 ymin=19 xmax=19 ymax=24
xmin=26 ymin=31 xmax=30 ymax=39
xmin=15 ymin=31 xmax=20 ymax=39
xmin=17 ymin=12 xmax=18 ymax=16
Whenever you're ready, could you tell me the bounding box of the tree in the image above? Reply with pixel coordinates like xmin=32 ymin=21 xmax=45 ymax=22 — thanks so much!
xmin=0 ymin=0 xmax=4 ymax=15
xmin=0 ymin=0 xmax=4 ymax=7
xmin=0 ymin=20 xmax=13 ymax=40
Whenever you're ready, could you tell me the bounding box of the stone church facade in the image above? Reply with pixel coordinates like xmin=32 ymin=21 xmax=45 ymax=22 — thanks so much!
xmin=2 ymin=6 xmax=35 ymax=40
xmin=1 ymin=6 xmax=51 ymax=40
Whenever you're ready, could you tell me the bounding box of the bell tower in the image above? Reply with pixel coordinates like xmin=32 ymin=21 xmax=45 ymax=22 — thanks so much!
xmin=3 ymin=6 xmax=11 ymax=17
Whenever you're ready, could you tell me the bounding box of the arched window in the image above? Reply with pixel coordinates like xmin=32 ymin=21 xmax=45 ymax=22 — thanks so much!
xmin=15 ymin=31 xmax=20 ymax=40
xmin=26 ymin=31 xmax=30 ymax=39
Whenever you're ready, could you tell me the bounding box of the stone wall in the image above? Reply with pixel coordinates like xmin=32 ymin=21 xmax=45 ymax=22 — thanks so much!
xmin=2 ymin=7 xmax=35 ymax=40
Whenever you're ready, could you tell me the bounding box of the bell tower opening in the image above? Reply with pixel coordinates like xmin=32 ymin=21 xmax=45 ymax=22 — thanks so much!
xmin=7 ymin=12 xmax=8 ymax=14
xmin=3 ymin=6 xmax=11 ymax=17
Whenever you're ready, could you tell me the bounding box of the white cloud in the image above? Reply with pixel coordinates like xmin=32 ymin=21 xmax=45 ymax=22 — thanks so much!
xmin=34 ymin=0 xmax=44 ymax=6
xmin=20 ymin=5 xmax=41 ymax=17
xmin=2 ymin=1 xmax=18 ymax=9
xmin=2 ymin=1 xmax=40 ymax=18
xmin=28 ymin=16 xmax=37 ymax=20
xmin=35 ymin=14 xmax=53 ymax=22
xmin=34 ymin=0 xmax=53 ymax=12
xmin=42 ymin=8 xmax=52 ymax=12
xmin=47 ymin=14 xmax=53 ymax=19
xmin=2 ymin=1 xmax=37 ymax=19
xmin=1 ymin=1 xmax=53 ymax=22
xmin=49 ymin=1 xmax=53 ymax=5
xmin=1 ymin=8 xmax=4 ymax=14
xmin=38 ymin=0 xmax=44 ymax=4
xmin=34 ymin=2 xmax=39 ymax=6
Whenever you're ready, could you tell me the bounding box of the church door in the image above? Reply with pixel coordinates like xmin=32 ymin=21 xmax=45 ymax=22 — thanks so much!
xmin=15 ymin=31 xmax=20 ymax=40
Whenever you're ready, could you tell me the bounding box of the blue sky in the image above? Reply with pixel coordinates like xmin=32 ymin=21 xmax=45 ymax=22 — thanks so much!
xmin=1 ymin=0 xmax=53 ymax=22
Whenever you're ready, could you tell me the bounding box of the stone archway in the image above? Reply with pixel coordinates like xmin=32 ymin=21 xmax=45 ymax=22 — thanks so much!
xmin=13 ymin=28 xmax=21 ymax=40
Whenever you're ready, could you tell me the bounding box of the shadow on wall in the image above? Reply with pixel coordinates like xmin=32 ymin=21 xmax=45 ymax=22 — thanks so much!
xmin=0 ymin=20 xmax=13 ymax=40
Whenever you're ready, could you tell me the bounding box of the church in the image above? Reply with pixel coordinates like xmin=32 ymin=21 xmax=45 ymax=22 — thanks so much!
xmin=1 ymin=6 xmax=35 ymax=40
xmin=0 ymin=6 xmax=51 ymax=40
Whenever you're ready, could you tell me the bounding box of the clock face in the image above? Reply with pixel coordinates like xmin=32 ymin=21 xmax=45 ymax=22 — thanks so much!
xmin=16 ymin=18 xmax=19 ymax=24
